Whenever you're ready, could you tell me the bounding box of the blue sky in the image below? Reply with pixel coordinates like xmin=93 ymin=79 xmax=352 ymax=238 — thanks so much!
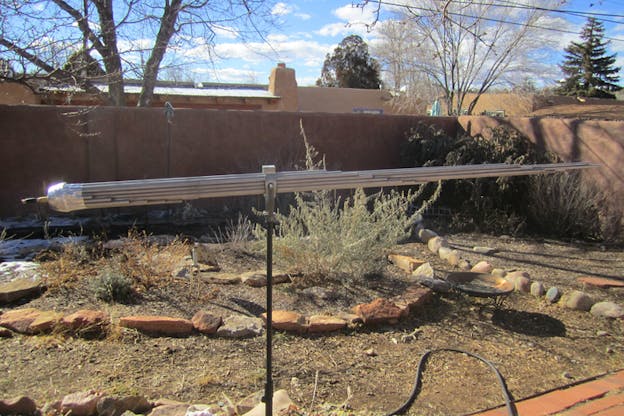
xmin=190 ymin=0 xmax=624 ymax=88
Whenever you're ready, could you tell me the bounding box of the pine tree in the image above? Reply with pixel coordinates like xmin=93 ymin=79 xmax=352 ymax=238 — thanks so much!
xmin=317 ymin=35 xmax=382 ymax=89
xmin=558 ymin=17 xmax=621 ymax=99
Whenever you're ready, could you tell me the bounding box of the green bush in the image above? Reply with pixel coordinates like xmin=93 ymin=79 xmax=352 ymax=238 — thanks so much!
xmin=91 ymin=267 xmax=134 ymax=303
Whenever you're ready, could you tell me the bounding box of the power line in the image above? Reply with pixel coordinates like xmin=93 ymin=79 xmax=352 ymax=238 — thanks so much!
xmin=367 ymin=0 xmax=624 ymax=42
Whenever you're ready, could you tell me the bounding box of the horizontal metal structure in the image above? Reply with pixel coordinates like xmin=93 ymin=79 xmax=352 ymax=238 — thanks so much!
xmin=41 ymin=162 xmax=597 ymax=212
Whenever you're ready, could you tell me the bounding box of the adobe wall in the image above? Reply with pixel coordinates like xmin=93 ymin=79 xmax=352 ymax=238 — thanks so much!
xmin=458 ymin=116 xmax=624 ymax=207
xmin=0 ymin=105 xmax=457 ymax=217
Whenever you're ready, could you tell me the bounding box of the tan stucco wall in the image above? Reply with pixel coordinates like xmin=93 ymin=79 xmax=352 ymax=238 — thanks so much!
xmin=297 ymin=87 xmax=395 ymax=114
xmin=0 ymin=82 xmax=39 ymax=105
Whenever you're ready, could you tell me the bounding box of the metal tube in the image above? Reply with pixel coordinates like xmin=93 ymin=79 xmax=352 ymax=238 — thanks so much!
xmin=39 ymin=162 xmax=598 ymax=213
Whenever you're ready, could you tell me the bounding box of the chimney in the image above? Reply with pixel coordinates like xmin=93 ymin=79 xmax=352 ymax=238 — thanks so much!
xmin=269 ymin=63 xmax=298 ymax=111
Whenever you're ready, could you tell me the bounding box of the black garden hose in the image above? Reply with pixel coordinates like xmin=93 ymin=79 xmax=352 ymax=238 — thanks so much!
xmin=385 ymin=348 xmax=518 ymax=416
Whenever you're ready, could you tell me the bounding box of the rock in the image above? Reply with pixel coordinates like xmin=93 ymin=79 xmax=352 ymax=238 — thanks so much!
xmin=0 ymin=308 xmax=43 ymax=333
xmin=530 ymin=282 xmax=546 ymax=297
xmin=301 ymin=286 xmax=337 ymax=301
xmin=148 ymin=403 xmax=189 ymax=416
xmin=391 ymin=286 xmax=434 ymax=316
xmin=191 ymin=311 xmax=222 ymax=334
xmin=505 ymin=271 xmax=530 ymax=282
xmin=427 ymin=236 xmax=448 ymax=254
xmin=199 ymin=273 xmax=241 ymax=285
xmin=491 ymin=269 xmax=506 ymax=278
xmin=471 ymin=261 xmax=493 ymax=274
xmin=0 ymin=396 xmax=38 ymax=415
xmin=0 ymin=278 xmax=45 ymax=304
xmin=96 ymin=395 xmax=152 ymax=416
xmin=577 ymin=276 xmax=624 ymax=288
xmin=261 ymin=310 xmax=307 ymax=333
xmin=387 ymin=254 xmax=425 ymax=273
xmin=236 ymin=391 xmax=263 ymax=415
xmin=438 ymin=246 xmax=452 ymax=261
xmin=546 ymin=287 xmax=562 ymax=303
xmin=186 ymin=403 xmax=235 ymax=416
xmin=418 ymin=228 xmax=438 ymax=243
xmin=0 ymin=261 xmax=40 ymax=282
xmin=514 ymin=276 xmax=531 ymax=293
xmin=241 ymin=270 xmax=291 ymax=287
xmin=416 ymin=276 xmax=452 ymax=293
xmin=473 ymin=246 xmax=498 ymax=255
xmin=60 ymin=390 xmax=105 ymax=416
xmin=61 ymin=310 xmax=109 ymax=336
xmin=28 ymin=310 xmax=63 ymax=334
xmin=307 ymin=315 xmax=347 ymax=333
xmin=171 ymin=265 xmax=193 ymax=279
xmin=412 ymin=262 xmax=434 ymax=279
xmin=0 ymin=327 xmax=13 ymax=337
xmin=241 ymin=390 xmax=293 ymax=416
xmin=337 ymin=313 xmax=363 ymax=326
xmin=216 ymin=315 xmax=263 ymax=338
xmin=562 ymin=290 xmax=594 ymax=311
xmin=353 ymin=298 xmax=403 ymax=325
xmin=590 ymin=301 xmax=624 ymax=318
xmin=443 ymin=249 xmax=461 ymax=267
xmin=118 ymin=316 xmax=194 ymax=337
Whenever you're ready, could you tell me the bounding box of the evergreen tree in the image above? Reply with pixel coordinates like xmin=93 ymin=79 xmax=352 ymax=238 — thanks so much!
xmin=558 ymin=17 xmax=621 ymax=99
xmin=317 ymin=35 xmax=382 ymax=89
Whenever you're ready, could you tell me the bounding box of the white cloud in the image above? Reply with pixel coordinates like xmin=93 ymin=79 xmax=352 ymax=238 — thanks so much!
xmin=212 ymin=25 xmax=239 ymax=40
xmin=295 ymin=13 xmax=312 ymax=21
xmin=333 ymin=4 xmax=377 ymax=24
xmin=316 ymin=3 xmax=381 ymax=38
xmin=271 ymin=2 xmax=294 ymax=16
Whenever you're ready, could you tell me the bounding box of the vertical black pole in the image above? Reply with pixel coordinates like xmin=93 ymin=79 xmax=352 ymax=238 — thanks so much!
xmin=262 ymin=165 xmax=277 ymax=416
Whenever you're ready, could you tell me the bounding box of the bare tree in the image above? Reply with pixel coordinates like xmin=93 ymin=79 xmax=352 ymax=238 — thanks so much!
xmin=0 ymin=0 xmax=277 ymax=106
xmin=369 ymin=0 xmax=561 ymax=115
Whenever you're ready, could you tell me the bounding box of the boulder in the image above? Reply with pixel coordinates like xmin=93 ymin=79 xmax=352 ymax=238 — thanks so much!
xmin=590 ymin=301 xmax=624 ymax=318
xmin=28 ymin=310 xmax=63 ymax=334
xmin=241 ymin=390 xmax=293 ymax=416
xmin=427 ymin=237 xmax=448 ymax=254
xmin=61 ymin=310 xmax=109 ymax=336
xmin=530 ymin=282 xmax=546 ymax=297
xmin=417 ymin=228 xmax=438 ymax=243
xmin=412 ymin=262 xmax=435 ymax=279
xmin=191 ymin=311 xmax=222 ymax=334
xmin=353 ymin=298 xmax=403 ymax=325
xmin=118 ymin=316 xmax=194 ymax=337
xmin=96 ymin=395 xmax=152 ymax=416
xmin=0 ymin=396 xmax=37 ymax=415
xmin=60 ymin=390 xmax=105 ymax=416
xmin=307 ymin=315 xmax=347 ymax=333
xmin=0 ymin=308 xmax=43 ymax=334
xmin=546 ymin=287 xmax=562 ymax=303
xmin=387 ymin=254 xmax=425 ymax=273
xmin=471 ymin=261 xmax=493 ymax=274
xmin=562 ymin=290 xmax=594 ymax=311
xmin=216 ymin=316 xmax=263 ymax=338
xmin=0 ymin=278 xmax=44 ymax=304
xmin=261 ymin=310 xmax=307 ymax=333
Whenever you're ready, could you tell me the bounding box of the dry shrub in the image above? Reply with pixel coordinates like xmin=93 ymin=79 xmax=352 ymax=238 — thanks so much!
xmin=213 ymin=213 xmax=255 ymax=250
xmin=529 ymin=172 xmax=622 ymax=242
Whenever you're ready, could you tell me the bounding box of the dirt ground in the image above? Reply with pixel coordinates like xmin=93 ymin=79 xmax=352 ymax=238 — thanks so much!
xmin=1 ymin=232 xmax=624 ymax=415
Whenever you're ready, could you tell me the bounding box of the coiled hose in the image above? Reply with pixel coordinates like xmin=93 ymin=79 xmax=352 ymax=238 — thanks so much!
xmin=385 ymin=348 xmax=518 ymax=416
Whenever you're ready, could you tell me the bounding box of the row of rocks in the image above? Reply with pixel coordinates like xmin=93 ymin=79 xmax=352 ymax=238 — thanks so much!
xmin=404 ymin=227 xmax=624 ymax=319
xmin=0 ymin=388 xmax=295 ymax=416
xmin=0 ymin=283 xmax=434 ymax=339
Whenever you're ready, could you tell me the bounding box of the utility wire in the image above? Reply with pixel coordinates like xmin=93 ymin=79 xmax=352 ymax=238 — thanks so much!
xmin=365 ymin=0 xmax=624 ymax=42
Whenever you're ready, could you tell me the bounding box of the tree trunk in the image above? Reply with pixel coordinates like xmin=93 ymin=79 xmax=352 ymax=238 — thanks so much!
xmin=93 ymin=0 xmax=125 ymax=106
xmin=138 ymin=0 xmax=183 ymax=107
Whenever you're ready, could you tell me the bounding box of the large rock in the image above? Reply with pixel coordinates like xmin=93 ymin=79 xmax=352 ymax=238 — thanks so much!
xmin=148 ymin=403 xmax=188 ymax=416
xmin=412 ymin=262 xmax=434 ymax=279
xmin=577 ymin=276 xmax=624 ymax=288
xmin=216 ymin=315 xmax=263 ymax=338
xmin=562 ymin=291 xmax=594 ymax=311
xmin=387 ymin=254 xmax=425 ymax=273
xmin=60 ymin=390 xmax=105 ymax=416
xmin=353 ymin=298 xmax=402 ymax=325
xmin=240 ymin=270 xmax=291 ymax=287
xmin=28 ymin=310 xmax=63 ymax=334
xmin=307 ymin=315 xmax=347 ymax=333
xmin=261 ymin=310 xmax=307 ymax=333
xmin=199 ymin=272 xmax=241 ymax=285
xmin=417 ymin=228 xmax=438 ymax=243
xmin=0 ymin=396 xmax=38 ymax=415
xmin=96 ymin=395 xmax=152 ymax=416
xmin=241 ymin=390 xmax=293 ymax=416
xmin=427 ymin=237 xmax=448 ymax=254
xmin=471 ymin=261 xmax=493 ymax=274
xmin=0 ymin=261 xmax=40 ymax=282
xmin=0 ymin=308 xmax=43 ymax=334
xmin=118 ymin=316 xmax=194 ymax=337
xmin=61 ymin=310 xmax=109 ymax=336
xmin=530 ymin=282 xmax=546 ymax=297
xmin=0 ymin=278 xmax=44 ymax=304
xmin=391 ymin=286 xmax=434 ymax=316
xmin=546 ymin=287 xmax=562 ymax=303
xmin=236 ymin=391 xmax=263 ymax=415
xmin=590 ymin=301 xmax=624 ymax=318
xmin=191 ymin=311 xmax=222 ymax=334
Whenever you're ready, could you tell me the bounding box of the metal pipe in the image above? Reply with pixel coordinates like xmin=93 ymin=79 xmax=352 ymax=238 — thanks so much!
xmin=34 ymin=162 xmax=598 ymax=213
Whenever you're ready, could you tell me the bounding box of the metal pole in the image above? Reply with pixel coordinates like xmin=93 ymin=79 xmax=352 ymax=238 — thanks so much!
xmin=263 ymin=165 xmax=277 ymax=416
